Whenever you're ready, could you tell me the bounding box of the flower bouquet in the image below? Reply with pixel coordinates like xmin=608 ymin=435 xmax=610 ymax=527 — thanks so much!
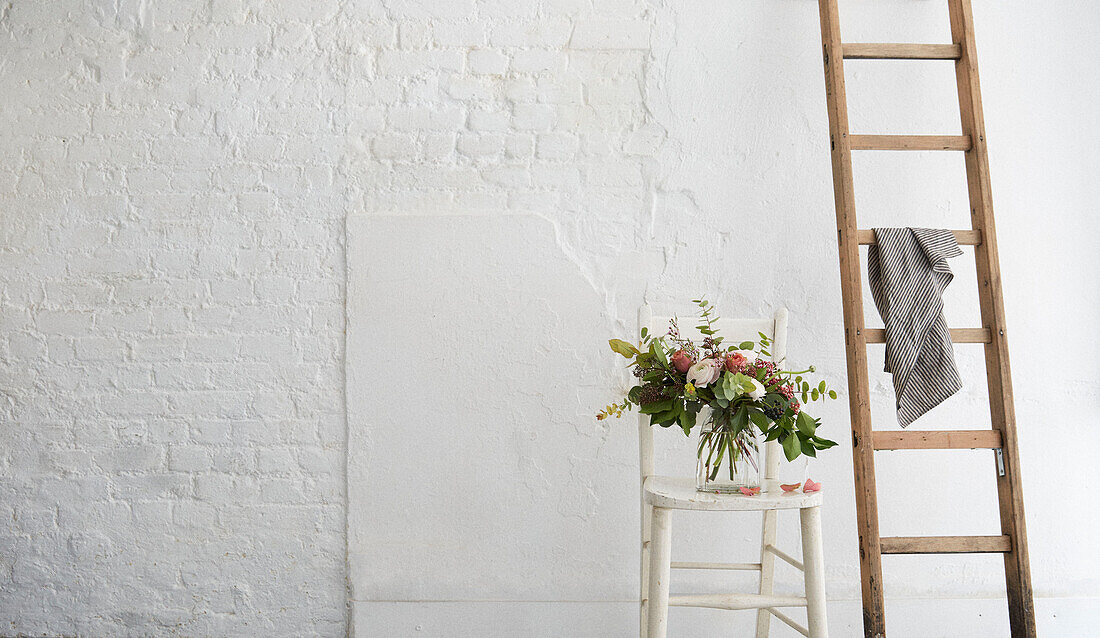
xmin=598 ymin=300 xmax=838 ymax=493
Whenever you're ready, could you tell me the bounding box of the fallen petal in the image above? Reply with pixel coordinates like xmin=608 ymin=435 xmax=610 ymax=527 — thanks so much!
xmin=738 ymin=487 xmax=760 ymax=496
xmin=780 ymin=483 xmax=802 ymax=492
xmin=803 ymin=479 xmax=821 ymax=493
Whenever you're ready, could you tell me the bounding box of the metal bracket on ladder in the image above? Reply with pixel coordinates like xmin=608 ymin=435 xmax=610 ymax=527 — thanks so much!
xmin=815 ymin=0 xmax=1037 ymax=636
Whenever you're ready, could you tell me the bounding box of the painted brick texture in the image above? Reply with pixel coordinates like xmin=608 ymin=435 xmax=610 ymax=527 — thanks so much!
xmin=0 ymin=1 xmax=346 ymax=636
xmin=1 ymin=0 xmax=659 ymax=634
xmin=6 ymin=0 xmax=1092 ymax=635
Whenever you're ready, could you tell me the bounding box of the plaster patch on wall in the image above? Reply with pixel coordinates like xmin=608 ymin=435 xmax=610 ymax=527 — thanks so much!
xmin=347 ymin=213 xmax=624 ymax=601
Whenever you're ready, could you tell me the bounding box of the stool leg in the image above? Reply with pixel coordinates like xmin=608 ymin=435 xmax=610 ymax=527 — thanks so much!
xmin=799 ymin=505 xmax=828 ymax=638
xmin=647 ymin=506 xmax=672 ymax=638
xmin=755 ymin=508 xmax=778 ymax=638
xmin=640 ymin=502 xmax=652 ymax=638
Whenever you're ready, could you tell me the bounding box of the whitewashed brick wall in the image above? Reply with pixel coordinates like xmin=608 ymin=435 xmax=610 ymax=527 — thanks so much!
xmin=1 ymin=2 xmax=346 ymax=635
xmin=2 ymin=0 xmax=660 ymax=633
xmin=3 ymin=0 xmax=1096 ymax=636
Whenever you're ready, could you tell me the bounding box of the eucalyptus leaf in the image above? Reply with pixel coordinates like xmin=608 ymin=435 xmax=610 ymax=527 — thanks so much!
xmin=797 ymin=411 xmax=817 ymax=435
xmin=609 ymin=338 xmax=640 ymax=359
xmin=782 ymin=432 xmax=801 ymax=462
xmin=651 ymin=340 xmax=669 ymax=368
xmin=639 ymin=399 xmax=673 ymax=414
xmin=678 ymin=409 xmax=696 ymax=436
xmin=652 ymin=403 xmax=682 ymax=427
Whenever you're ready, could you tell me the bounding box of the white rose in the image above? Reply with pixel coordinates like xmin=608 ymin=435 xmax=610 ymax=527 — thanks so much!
xmin=747 ymin=378 xmax=766 ymax=400
xmin=686 ymin=359 xmax=722 ymax=387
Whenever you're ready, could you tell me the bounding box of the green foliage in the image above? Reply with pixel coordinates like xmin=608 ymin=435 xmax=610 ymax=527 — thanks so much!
xmin=650 ymin=339 xmax=670 ymax=369
xmin=609 ymin=339 xmax=640 ymax=358
xmin=678 ymin=408 xmax=696 ymax=436
xmin=638 ymin=400 xmax=670 ymax=415
xmin=781 ymin=432 xmax=801 ymax=462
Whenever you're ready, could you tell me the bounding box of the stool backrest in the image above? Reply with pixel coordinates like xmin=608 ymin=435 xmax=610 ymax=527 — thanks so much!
xmin=636 ymin=305 xmax=789 ymax=488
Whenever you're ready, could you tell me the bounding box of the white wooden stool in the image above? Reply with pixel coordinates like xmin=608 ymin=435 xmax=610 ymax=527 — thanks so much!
xmin=637 ymin=306 xmax=828 ymax=638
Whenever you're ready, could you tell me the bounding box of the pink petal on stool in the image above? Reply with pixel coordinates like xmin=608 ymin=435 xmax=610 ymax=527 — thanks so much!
xmin=739 ymin=487 xmax=760 ymax=496
xmin=803 ymin=479 xmax=821 ymax=493
xmin=780 ymin=483 xmax=802 ymax=492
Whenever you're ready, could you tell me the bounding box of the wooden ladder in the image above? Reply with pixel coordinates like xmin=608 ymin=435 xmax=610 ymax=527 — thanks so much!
xmin=815 ymin=0 xmax=1036 ymax=636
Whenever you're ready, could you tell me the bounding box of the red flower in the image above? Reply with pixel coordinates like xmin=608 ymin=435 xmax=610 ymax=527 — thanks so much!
xmin=724 ymin=352 xmax=747 ymax=372
xmin=671 ymin=350 xmax=694 ymax=374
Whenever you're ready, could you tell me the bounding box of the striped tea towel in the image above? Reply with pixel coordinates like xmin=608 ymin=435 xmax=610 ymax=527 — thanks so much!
xmin=867 ymin=228 xmax=963 ymax=427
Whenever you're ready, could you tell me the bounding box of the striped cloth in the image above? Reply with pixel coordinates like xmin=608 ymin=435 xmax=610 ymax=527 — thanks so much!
xmin=867 ymin=228 xmax=963 ymax=427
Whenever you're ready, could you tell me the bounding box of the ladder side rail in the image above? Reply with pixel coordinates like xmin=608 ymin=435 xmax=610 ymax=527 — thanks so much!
xmin=816 ymin=1 xmax=887 ymax=636
xmin=947 ymin=0 xmax=1037 ymax=635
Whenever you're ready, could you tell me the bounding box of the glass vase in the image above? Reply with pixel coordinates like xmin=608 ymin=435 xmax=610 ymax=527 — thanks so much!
xmin=696 ymin=421 xmax=762 ymax=493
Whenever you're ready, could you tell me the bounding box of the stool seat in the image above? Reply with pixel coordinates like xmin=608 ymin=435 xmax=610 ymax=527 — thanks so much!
xmin=644 ymin=476 xmax=823 ymax=512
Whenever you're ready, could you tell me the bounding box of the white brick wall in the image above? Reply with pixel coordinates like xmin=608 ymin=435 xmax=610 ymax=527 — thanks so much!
xmin=3 ymin=0 xmax=1096 ymax=636
xmin=1 ymin=1 xmax=346 ymax=635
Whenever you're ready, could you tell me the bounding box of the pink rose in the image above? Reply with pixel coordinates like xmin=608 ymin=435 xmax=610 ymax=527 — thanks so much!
xmin=671 ymin=350 xmax=694 ymax=374
xmin=686 ymin=358 xmax=722 ymax=387
xmin=724 ymin=352 xmax=747 ymax=372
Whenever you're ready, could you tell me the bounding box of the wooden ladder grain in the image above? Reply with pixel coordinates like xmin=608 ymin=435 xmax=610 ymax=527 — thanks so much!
xmin=815 ymin=0 xmax=1037 ymax=636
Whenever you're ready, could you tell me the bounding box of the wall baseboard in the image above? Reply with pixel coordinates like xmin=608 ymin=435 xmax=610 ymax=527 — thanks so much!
xmin=351 ymin=597 xmax=1099 ymax=637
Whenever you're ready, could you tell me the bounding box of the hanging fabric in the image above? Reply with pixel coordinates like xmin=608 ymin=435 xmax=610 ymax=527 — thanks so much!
xmin=867 ymin=227 xmax=962 ymax=426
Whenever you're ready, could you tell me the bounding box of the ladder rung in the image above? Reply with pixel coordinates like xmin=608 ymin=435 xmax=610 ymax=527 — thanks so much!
xmin=880 ymin=535 xmax=1012 ymax=555
xmin=872 ymin=430 xmax=1003 ymax=450
xmin=669 ymin=593 xmax=808 ymax=611
xmin=671 ymin=561 xmax=761 ymax=571
xmin=843 ymin=43 xmax=962 ymax=60
xmin=864 ymin=328 xmax=991 ymax=344
xmin=850 ymin=135 xmax=972 ymax=151
xmin=857 ymin=229 xmax=981 ymax=246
